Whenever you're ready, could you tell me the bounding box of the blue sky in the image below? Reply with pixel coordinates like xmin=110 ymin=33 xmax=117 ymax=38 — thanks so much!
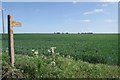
xmin=2 ymin=0 xmax=119 ymax=2
xmin=1 ymin=2 xmax=118 ymax=33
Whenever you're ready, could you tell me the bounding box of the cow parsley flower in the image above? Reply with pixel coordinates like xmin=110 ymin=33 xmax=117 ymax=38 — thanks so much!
xmin=5 ymin=48 xmax=8 ymax=53
xmin=48 ymin=47 xmax=56 ymax=54
xmin=48 ymin=49 xmax=51 ymax=53
xmin=34 ymin=50 xmax=39 ymax=55
xmin=32 ymin=49 xmax=35 ymax=52
xmin=50 ymin=47 xmax=56 ymax=53
xmin=5 ymin=49 xmax=8 ymax=53
xmin=44 ymin=56 xmax=47 ymax=60
xmin=51 ymin=61 xmax=56 ymax=66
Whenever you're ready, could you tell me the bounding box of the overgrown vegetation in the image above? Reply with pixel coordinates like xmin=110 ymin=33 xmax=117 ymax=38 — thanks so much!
xmin=2 ymin=53 xmax=119 ymax=78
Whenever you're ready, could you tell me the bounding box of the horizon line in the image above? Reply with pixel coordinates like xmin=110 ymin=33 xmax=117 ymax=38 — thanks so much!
xmin=0 ymin=32 xmax=119 ymax=34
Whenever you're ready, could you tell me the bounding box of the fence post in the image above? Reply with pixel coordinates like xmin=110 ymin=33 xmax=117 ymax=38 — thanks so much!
xmin=8 ymin=15 xmax=14 ymax=67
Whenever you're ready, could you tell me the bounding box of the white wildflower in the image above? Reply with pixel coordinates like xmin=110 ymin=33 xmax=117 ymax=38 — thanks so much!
xmin=48 ymin=49 xmax=51 ymax=53
xmin=67 ymin=55 xmax=71 ymax=58
xmin=5 ymin=49 xmax=8 ymax=53
xmin=50 ymin=47 xmax=56 ymax=53
xmin=41 ymin=55 xmax=44 ymax=58
xmin=32 ymin=49 xmax=35 ymax=52
xmin=51 ymin=61 xmax=56 ymax=66
xmin=5 ymin=48 xmax=8 ymax=53
xmin=48 ymin=47 xmax=56 ymax=54
xmin=50 ymin=58 xmax=52 ymax=60
xmin=34 ymin=50 xmax=39 ymax=55
xmin=44 ymin=56 xmax=47 ymax=60
xmin=21 ymin=70 xmax=24 ymax=73
xmin=35 ymin=69 xmax=38 ymax=72
xmin=56 ymin=53 xmax=59 ymax=55
xmin=31 ymin=49 xmax=39 ymax=56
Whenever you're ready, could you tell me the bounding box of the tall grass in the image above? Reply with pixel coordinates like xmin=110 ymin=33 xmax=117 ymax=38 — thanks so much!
xmin=2 ymin=53 xmax=119 ymax=79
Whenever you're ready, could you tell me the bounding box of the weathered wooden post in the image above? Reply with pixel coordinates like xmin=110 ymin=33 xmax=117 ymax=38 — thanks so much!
xmin=8 ymin=15 xmax=14 ymax=67
xmin=8 ymin=15 xmax=21 ymax=67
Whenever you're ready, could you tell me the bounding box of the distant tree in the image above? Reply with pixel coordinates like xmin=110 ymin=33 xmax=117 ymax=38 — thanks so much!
xmin=66 ymin=32 xmax=68 ymax=34
xmin=86 ymin=32 xmax=93 ymax=34
xmin=81 ymin=32 xmax=84 ymax=34
xmin=89 ymin=32 xmax=93 ymax=34
xmin=57 ymin=32 xmax=60 ymax=34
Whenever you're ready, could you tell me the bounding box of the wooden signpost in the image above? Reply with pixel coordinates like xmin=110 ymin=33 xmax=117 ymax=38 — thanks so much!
xmin=8 ymin=15 xmax=21 ymax=67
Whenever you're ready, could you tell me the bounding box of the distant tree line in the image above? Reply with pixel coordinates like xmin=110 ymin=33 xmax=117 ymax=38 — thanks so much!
xmin=81 ymin=32 xmax=93 ymax=34
xmin=54 ymin=32 xmax=93 ymax=34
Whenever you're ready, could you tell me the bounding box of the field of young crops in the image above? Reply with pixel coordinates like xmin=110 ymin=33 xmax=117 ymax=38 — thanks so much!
xmin=1 ymin=34 xmax=120 ymax=78
xmin=2 ymin=34 xmax=119 ymax=65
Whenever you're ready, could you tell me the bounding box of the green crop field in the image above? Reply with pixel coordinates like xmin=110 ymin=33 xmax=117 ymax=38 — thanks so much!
xmin=2 ymin=34 xmax=119 ymax=65
xmin=1 ymin=34 xmax=120 ymax=78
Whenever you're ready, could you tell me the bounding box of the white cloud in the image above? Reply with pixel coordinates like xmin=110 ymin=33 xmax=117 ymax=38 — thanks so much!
xmin=104 ymin=19 xmax=114 ymax=23
xmin=80 ymin=19 xmax=91 ymax=22
xmin=94 ymin=9 xmax=104 ymax=12
xmin=73 ymin=1 xmax=77 ymax=4
xmin=83 ymin=11 xmax=94 ymax=15
xmin=97 ymin=4 xmax=108 ymax=7
xmin=83 ymin=9 xmax=105 ymax=15
xmin=101 ymin=4 xmax=108 ymax=6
